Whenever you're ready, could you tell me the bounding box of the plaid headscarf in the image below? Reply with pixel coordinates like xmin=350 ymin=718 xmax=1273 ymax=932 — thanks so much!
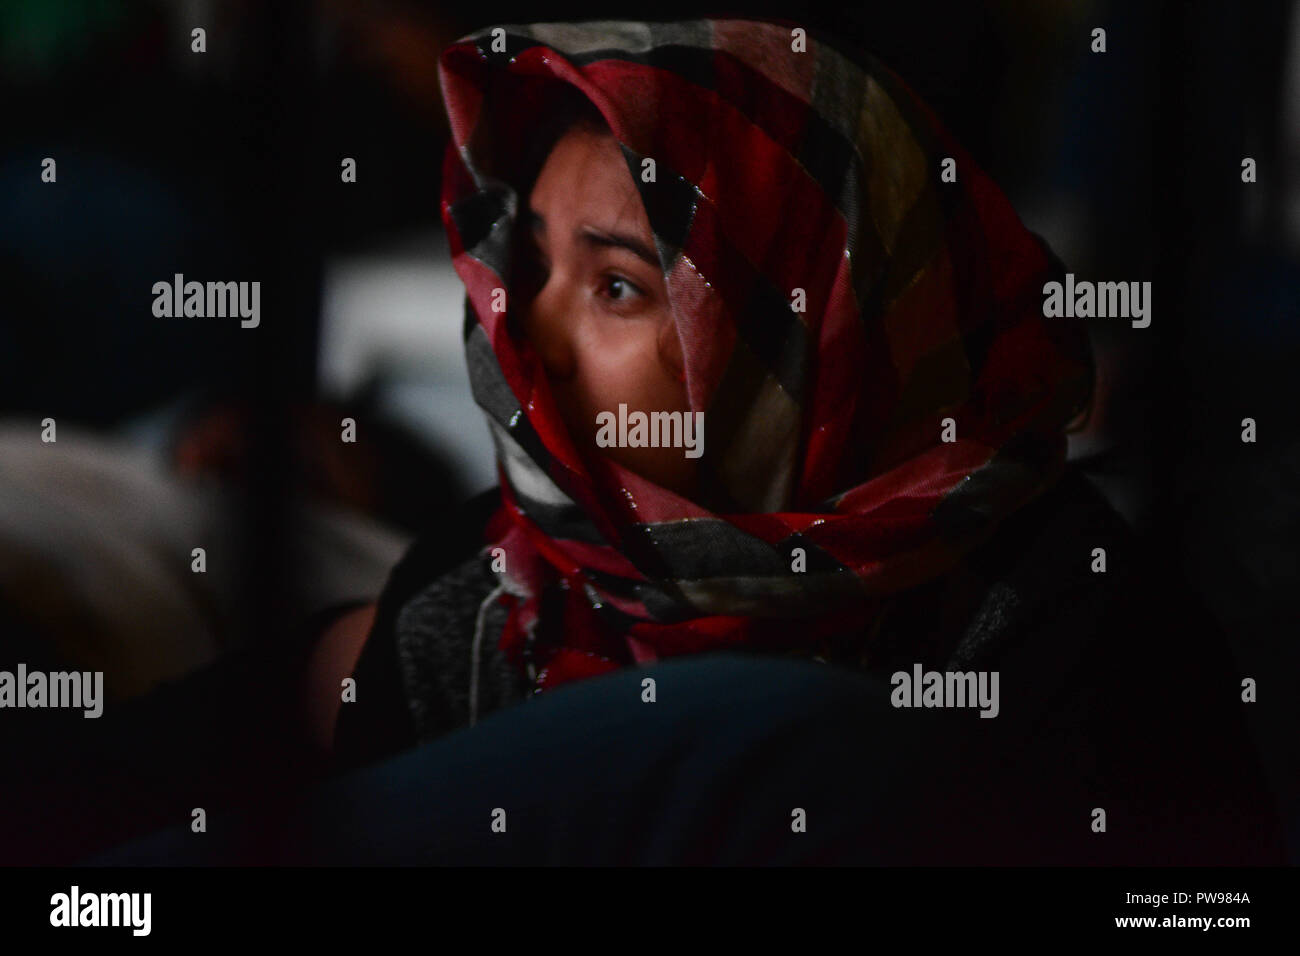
xmin=437 ymin=19 xmax=1093 ymax=691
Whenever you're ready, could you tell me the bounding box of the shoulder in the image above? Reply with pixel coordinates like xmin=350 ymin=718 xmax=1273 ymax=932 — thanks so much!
xmin=332 ymin=487 xmax=530 ymax=769
xmin=936 ymin=467 xmax=1136 ymax=667
xmin=858 ymin=468 xmax=1130 ymax=675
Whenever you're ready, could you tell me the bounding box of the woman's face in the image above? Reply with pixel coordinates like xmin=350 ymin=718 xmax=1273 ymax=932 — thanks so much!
xmin=518 ymin=124 xmax=697 ymax=498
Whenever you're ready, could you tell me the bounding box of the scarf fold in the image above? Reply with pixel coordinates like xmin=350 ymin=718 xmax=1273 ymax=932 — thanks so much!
xmin=438 ymin=18 xmax=1094 ymax=691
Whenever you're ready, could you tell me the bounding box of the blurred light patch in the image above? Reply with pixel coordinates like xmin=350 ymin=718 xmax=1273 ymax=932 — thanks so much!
xmin=318 ymin=230 xmax=497 ymax=492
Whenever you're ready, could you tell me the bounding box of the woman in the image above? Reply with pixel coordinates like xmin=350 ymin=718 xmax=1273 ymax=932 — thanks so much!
xmin=304 ymin=18 xmax=1283 ymax=863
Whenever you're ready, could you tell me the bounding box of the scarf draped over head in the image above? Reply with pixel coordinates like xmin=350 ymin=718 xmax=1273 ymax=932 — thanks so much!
xmin=437 ymin=19 xmax=1093 ymax=690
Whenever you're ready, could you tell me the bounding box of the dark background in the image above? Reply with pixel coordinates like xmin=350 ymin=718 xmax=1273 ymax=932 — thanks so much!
xmin=1 ymin=0 xmax=1297 ymax=859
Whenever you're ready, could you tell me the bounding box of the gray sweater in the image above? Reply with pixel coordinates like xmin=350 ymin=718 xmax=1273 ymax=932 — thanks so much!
xmin=392 ymin=554 xmax=528 ymax=739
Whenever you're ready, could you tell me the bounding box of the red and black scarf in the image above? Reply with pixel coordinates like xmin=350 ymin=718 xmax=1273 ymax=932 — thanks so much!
xmin=437 ymin=19 xmax=1093 ymax=690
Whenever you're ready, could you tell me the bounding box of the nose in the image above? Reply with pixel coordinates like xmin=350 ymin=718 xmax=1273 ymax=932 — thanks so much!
xmin=520 ymin=271 xmax=577 ymax=381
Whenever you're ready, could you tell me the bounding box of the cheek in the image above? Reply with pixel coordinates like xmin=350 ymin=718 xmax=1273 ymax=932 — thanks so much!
xmin=559 ymin=315 xmax=699 ymax=498
xmin=576 ymin=320 xmax=687 ymax=416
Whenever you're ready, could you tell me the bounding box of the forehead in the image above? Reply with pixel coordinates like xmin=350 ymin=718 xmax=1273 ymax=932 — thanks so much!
xmin=528 ymin=127 xmax=650 ymax=232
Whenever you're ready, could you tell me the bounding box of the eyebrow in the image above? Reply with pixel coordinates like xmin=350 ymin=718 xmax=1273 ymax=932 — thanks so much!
xmin=526 ymin=209 xmax=659 ymax=268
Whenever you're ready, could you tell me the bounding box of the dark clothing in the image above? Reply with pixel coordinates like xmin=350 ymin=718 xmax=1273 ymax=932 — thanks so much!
xmin=90 ymin=652 xmax=1106 ymax=866
xmin=101 ymin=639 xmax=1282 ymax=865
xmin=326 ymin=466 xmax=1287 ymax=863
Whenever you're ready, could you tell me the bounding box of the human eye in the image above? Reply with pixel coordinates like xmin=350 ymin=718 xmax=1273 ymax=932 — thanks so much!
xmin=596 ymin=273 xmax=648 ymax=312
